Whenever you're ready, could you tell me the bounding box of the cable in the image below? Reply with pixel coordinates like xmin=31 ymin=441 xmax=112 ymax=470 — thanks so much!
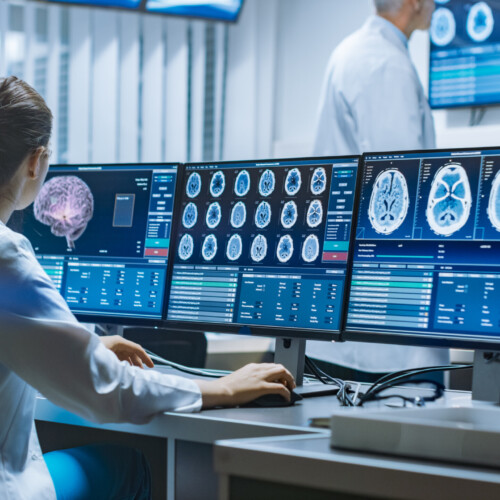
xmin=146 ymin=350 xmax=231 ymax=379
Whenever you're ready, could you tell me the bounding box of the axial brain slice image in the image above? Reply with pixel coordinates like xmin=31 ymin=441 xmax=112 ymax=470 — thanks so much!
xmin=368 ymin=169 xmax=409 ymax=235
xmin=250 ymin=234 xmax=267 ymax=262
xmin=34 ymin=175 xmax=94 ymax=249
xmin=426 ymin=163 xmax=472 ymax=237
xmin=285 ymin=168 xmax=302 ymax=196
xmin=487 ymin=170 xmax=500 ymax=232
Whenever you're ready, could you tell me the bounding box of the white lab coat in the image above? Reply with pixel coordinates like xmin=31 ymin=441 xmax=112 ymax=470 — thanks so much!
xmin=308 ymin=15 xmax=448 ymax=372
xmin=0 ymin=222 xmax=202 ymax=500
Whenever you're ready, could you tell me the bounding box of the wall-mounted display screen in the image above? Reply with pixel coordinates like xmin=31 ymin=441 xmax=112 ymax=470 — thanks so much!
xmin=37 ymin=0 xmax=244 ymax=21
xmin=429 ymin=0 xmax=500 ymax=108
xmin=22 ymin=163 xmax=180 ymax=324
xmin=165 ymin=157 xmax=360 ymax=340
xmin=144 ymin=0 xmax=244 ymax=21
xmin=345 ymin=148 xmax=500 ymax=349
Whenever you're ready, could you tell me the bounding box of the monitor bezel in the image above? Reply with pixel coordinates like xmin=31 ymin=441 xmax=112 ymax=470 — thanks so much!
xmin=162 ymin=155 xmax=362 ymax=341
xmin=29 ymin=161 xmax=181 ymax=327
xmin=342 ymin=146 xmax=500 ymax=351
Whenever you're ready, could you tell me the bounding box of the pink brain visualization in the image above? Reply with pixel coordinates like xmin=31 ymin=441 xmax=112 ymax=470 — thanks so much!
xmin=34 ymin=175 xmax=94 ymax=249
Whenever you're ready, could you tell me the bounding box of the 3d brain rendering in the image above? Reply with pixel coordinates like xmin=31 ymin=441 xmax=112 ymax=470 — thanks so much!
xmin=34 ymin=175 xmax=94 ymax=249
xmin=426 ymin=163 xmax=472 ymax=237
xmin=368 ymin=169 xmax=409 ymax=235
xmin=487 ymin=170 xmax=500 ymax=232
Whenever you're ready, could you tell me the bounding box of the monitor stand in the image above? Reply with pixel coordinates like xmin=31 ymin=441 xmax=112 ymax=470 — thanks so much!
xmin=472 ymin=350 xmax=500 ymax=403
xmin=274 ymin=338 xmax=339 ymax=398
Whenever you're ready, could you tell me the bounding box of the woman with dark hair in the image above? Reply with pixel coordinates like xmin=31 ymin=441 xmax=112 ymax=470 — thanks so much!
xmin=0 ymin=76 xmax=294 ymax=500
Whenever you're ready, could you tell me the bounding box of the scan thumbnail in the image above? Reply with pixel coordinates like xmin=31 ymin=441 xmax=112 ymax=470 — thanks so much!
xmin=186 ymin=172 xmax=201 ymax=198
xmin=281 ymin=200 xmax=298 ymax=229
xmin=258 ymin=169 xmax=275 ymax=197
xmin=234 ymin=170 xmax=251 ymax=197
xmin=34 ymin=175 xmax=94 ymax=249
xmin=202 ymin=234 xmax=218 ymax=261
xmin=285 ymin=168 xmax=302 ymax=196
xmin=368 ymin=169 xmax=409 ymax=235
xmin=310 ymin=167 xmax=327 ymax=195
xmin=210 ymin=171 xmax=226 ymax=198
xmin=206 ymin=202 xmax=222 ymax=229
xmin=178 ymin=234 xmax=194 ymax=260
xmin=255 ymin=201 xmax=272 ymax=229
xmin=302 ymin=234 xmax=319 ymax=263
xmin=250 ymin=234 xmax=267 ymax=262
xmin=277 ymin=234 xmax=294 ymax=263
xmin=307 ymin=199 xmax=323 ymax=228
xmin=226 ymin=234 xmax=243 ymax=261
xmin=230 ymin=201 xmax=247 ymax=229
xmin=488 ymin=170 xmax=500 ymax=232
xmin=182 ymin=202 xmax=198 ymax=229
xmin=426 ymin=163 xmax=472 ymax=237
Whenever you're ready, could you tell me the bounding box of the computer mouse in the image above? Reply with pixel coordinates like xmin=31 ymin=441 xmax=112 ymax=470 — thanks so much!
xmin=242 ymin=390 xmax=303 ymax=408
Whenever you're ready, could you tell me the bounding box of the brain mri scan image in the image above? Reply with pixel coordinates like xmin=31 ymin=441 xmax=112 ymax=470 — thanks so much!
xmin=302 ymin=234 xmax=320 ymax=263
xmin=430 ymin=7 xmax=456 ymax=46
xmin=285 ymin=168 xmax=302 ymax=196
xmin=206 ymin=202 xmax=222 ymax=229
xmin=178 ymin=234 xmax=194 ymax=260
xmin=306 ymin=199 xmax=323 ymax=228
xmin=34 ymin=175 xmax=94 ymax=249
xmin=226 ymin=234 xmax=243 ymax=261
xmin=277 ymin=234 xmax=294 ymax=263
xmin=310 ymin=167 xmax=327 ymax=195
xmin=210 ymin=171 xmax=226 ymax=197
xmin=202 ymin=234 xmax=218 ymax=261
xmin=182 ymin=202 xmax=198 ymax=229
xmin=230 ymin=201 xmax=247 ymax=229
xmin=250 ymin=234 xmax=267 ymax=262
xmin=426 ymin=163 xmax=472 ymax=236
xmin=467 ymin=2 xmax=494 ymax=43
xmin=258 ymin=169 xmax=275 ymax=197
xmin=234 ymin=170 xmax=251 ymax=197
xmin=368 ymin=169 xmax=409 ymax=235
xmin=186 ymin=172 xmax=202 ymax=198
xmin=487 ymin=170 xmax=500 ymax=232
xmin=255 ymin=201 xmax=272 ymax=229
xmin=281 ymin=200 xmax=298 ymax=229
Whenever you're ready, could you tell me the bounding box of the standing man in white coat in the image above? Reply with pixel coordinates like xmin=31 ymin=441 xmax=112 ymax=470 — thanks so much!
xmin=308 ymin=0 xmax=449 ymax=381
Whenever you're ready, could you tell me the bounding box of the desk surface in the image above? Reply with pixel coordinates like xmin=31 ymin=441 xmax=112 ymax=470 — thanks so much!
xmin=35 ymin=365 xmax=472 ymax=444
xmin=215 ymin=433 xmax=500 ymax=500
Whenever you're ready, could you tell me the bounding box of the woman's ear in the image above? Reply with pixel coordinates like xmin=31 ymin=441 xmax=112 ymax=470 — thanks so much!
xmin=26 ymin=147 xmax=46 ymax=179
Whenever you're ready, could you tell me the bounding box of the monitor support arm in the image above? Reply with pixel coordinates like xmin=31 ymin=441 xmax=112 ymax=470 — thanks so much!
xmin=472 ymin=350 xmax=500 ymax=403
xmin=274 ymin=338 xmax=306 ymax=386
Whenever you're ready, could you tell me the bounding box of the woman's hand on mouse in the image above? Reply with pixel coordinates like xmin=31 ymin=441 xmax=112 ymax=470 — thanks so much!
xmin=194 ymin=363 xmax=296 ymax=409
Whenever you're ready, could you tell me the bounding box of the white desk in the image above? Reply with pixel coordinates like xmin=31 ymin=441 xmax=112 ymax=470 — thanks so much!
xmin=215 ymin=433 xmax=500 ymax=500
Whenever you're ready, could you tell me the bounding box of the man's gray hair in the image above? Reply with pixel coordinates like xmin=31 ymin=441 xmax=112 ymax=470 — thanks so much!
xmin=374 ymin=0 xmax=405 ymax=14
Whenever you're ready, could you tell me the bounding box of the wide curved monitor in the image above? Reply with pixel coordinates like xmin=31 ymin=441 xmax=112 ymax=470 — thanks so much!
xmin=429 ymin=0 xmax=500 ymax=108
xmin=22 ymin=163 xmax=181 ymax=325
xmin=164 ymin=156 xmax=360 ymax=341
xmin=344 ymin=147 xmax=500 ymax=350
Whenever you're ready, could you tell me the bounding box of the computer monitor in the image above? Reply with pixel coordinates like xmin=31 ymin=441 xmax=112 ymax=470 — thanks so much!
xmin=344 ymin=147 xmax=500 ymax=401
xmin=21 ymin=163 xmax=180 ymax=326
xmin=164 ymin=156 xmax=360 ymax=384
xmin=429 ymin=1 xmax=500 ymax=108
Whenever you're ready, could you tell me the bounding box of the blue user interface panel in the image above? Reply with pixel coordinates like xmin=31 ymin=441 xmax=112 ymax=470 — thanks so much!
xmin=145 ymin=0 xmax=244 ymax=21
xmin=345 ymin=149 xmax=500 ymax=346
xmin=429 ymin=0 xmax=500 ymax=108
xmin=166 ymin=157 xmax=359 ymax=338
xmin=22 ymin=164 xmax=179 ymax=322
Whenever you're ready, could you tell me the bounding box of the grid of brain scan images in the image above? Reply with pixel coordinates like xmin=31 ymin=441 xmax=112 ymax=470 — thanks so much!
xmin=168 ymin=158 xmax=359 ymax=333
xmin=346 ymin=149 xmax=500 ymax=341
